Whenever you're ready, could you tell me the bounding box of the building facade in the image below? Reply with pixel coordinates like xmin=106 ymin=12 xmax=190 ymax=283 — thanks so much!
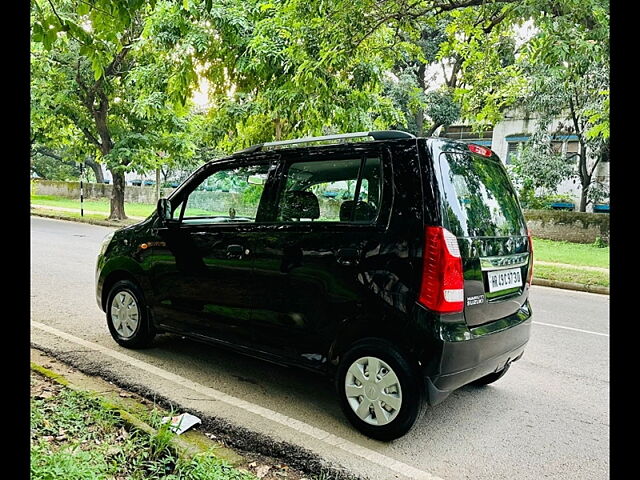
xmin=441 ymin=112 xmax=610 ymax=211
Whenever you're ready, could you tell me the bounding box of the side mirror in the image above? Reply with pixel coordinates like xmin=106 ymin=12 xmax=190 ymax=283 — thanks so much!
xmin=156 ymin=198 xmax=173 ymax=224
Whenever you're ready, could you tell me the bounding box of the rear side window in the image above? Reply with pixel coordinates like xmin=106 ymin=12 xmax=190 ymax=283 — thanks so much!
xmin=275 ymin=156 xmax=382 ymax=223
xmin=437 ymin=152 xmax=527 ymax=237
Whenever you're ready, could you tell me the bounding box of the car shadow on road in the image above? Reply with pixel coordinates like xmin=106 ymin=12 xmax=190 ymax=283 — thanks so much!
xmin=133 ymin=333 xmax=519 ymax=445
xmin=140 ymin=333 xmax=347 ymax=423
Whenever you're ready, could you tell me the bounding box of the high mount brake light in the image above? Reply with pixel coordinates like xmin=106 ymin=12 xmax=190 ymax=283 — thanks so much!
xmin=419 ymin=226 xmax=464 ymax=314
xmin=468 ymin=144 xmax=492 ymax=157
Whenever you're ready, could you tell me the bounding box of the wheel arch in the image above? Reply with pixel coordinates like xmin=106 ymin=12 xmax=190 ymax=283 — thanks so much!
xmin=101 ymin=269 xmax=145 ymax=311
xmin=327 ymin=314 xmax=420 ymax=376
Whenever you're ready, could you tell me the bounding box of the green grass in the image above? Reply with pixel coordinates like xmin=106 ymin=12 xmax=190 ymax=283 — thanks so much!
xmin=32 ymin=194 xmax=237 ymax=220
xmin=31 ymin=194 xmax=157 ymax=218
xmin=31 ymin=209 xmax=141 ymax=226
xmin=532 ymin=238 xmax=609 ymax=268
xmin=534 ymin=263 xmax=609 ymax=287
xmin=31 ymin=371 xmax=257 ymax=480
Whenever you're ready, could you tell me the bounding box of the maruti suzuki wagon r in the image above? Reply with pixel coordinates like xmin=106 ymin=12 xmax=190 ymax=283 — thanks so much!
xmin=96 ymin=131 xmax=533 ymax=440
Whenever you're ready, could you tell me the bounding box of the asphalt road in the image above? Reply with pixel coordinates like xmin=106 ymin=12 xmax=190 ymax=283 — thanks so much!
xmin=30 ymin=216 xmax=609 ymax=480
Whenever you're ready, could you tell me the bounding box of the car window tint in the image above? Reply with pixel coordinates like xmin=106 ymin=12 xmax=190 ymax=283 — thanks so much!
xmin=180 ymin=164 xmax=270 ymax=224
xmin=437 ymin=152 xmax=527 ymax=237
xmin=276 ymin=156 xmax=382 ymax=223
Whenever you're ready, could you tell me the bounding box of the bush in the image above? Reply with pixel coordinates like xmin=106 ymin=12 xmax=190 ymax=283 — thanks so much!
xmin=593 ymin=236 xmax=607 ymax=248
xmin=518 ymin=190 xmax=574 ymax=210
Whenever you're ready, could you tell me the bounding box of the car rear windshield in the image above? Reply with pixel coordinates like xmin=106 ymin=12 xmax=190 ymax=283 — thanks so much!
xmin=437 ymin=151 xmax=527 ymax=238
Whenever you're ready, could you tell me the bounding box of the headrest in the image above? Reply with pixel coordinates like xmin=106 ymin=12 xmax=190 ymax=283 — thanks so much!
xmin=339 ymin=200 xmax=377 ymax=222
xmin=281 ymin=191 xmax=320 ymax=220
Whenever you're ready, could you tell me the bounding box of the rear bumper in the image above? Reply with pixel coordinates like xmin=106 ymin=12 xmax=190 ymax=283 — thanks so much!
xmin=423 ymin=301 xmax=532 ymax=406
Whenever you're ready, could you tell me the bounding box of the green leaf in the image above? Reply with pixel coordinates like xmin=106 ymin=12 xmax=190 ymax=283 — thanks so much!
xmin=77 ymin=3 xmax=90 ymax=16
xmin=31 ymin=22 xmax=44 ymax=43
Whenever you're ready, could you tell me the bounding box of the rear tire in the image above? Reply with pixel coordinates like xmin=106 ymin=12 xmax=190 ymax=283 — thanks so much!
xmin=106 ymin=280 xmax=155 ymax=349
xmin=470 ymin=365 xmax=510 ymax=386
xmin=336 ymin=339 xmax=426 ymax=441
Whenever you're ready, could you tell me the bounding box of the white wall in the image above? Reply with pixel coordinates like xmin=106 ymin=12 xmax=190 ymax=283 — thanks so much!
xmin=101 ymin=170 xmax=158 ymax=184
xmin=490 ymin=112 xmax=565 ymax=162
xmin=489 ymin=112 xmax=609 ymax=210
xmin=444 ymin=111 xmax=610 ymax=211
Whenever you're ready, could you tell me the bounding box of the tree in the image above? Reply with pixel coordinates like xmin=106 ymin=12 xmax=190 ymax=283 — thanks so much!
xmin=144 ymin=1 xmax=518 ymax=151
xmin=31 ymin=0 xmax=608 ymax=216
xmin=381 ymin=23 xmax=461 ymax=136
xmin=435 ymin=1 xmax=609 ymax=210
xmin=31 ymin=0 xmax=196 ymax=219
xmin=508 ymin=141 xmax=574 ymax=208
xmin=512 ymin=2 xmax=609 ymax=211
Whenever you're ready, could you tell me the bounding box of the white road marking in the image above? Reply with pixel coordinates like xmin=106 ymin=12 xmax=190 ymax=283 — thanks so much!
xmin=32 ymin=321 xmax=442 ymax=480
xmin=533 ymin=321 xmax=609 ymax=337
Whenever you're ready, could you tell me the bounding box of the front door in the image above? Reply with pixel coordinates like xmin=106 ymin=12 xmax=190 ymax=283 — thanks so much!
xmin=148 ymin=155 xmax=278 ymax=346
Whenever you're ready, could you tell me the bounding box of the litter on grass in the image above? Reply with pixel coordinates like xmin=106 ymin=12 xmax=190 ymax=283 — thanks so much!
xmin=160 ymin=413 xmax=202 ymax=435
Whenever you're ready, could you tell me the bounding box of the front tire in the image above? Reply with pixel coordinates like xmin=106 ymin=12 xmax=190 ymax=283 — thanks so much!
xmin=106 ymin=280 xmax=155 ymax=349
xmin=336 ymin=339 xmax=426 ymax=441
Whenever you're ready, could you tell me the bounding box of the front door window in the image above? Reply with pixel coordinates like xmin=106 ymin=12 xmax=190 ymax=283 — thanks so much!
xmin=178 ymin=163 xmax=271 ymax=224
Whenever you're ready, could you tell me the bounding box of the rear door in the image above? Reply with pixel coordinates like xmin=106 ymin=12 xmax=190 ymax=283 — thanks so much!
xmin=249 ymin=144 xmax=392 ymax=367
xmin=435 ymin=147 xmax=531 ymax=327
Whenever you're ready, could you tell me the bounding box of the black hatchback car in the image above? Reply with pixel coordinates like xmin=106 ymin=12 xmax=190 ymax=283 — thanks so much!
xmin=96 ymin=131 xmax=533 ymax=440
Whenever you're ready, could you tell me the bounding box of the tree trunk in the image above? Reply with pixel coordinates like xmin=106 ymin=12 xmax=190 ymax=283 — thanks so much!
xmin=415 ymin=108 xmax=424 ymax=136
xmin=85 ymin=157 xmax=104 ymax=183
xmin=109 ymin=170 xmax=127 ymax=220
xmin=156 ymin=167 xmax=161 ymax=202
xmin=579 ymin=183 xmax=589 ymax=212
xmin=415 ymin=63 xmax=426 ymax=136
xmin=426 ymin=121 xmax=443 ymax=137
xmin=274 ymin=118 xmax=283 ymax=141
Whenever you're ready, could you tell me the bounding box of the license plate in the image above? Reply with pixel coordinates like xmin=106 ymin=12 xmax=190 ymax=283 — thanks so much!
xmin=487 ymin=268 xmax=523 ymax=293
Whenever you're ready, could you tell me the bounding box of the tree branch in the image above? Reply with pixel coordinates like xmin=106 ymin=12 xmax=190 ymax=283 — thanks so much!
xmin=61 ymin=107 xmax=103 ymax=149
xmin=433 ymin=0 xmax=519 ymax=14
xmin=588 ymin=155 xmax=602 ymax=179
xmin=568 ymin=93 xmax=589 ymax=186
xmin=483 ymin=7 xmax=513 ymax=34
xmin=350 ymin=0 xmax=519 ymax=52
xmin=79 ymin=125 xmax=102 ymax=149
xmin=46 ymin=0 xmax=66 ymax=29
xmin=32 ymin=147 xmax=63 ymax=161
xmin=44 ymin=0 xmax=85 ymax=44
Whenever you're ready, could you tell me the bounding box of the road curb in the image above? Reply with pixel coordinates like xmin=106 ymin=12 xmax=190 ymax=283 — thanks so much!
xmin=532 ymin=277 xmax=609 ymax=295
xmin=31 ymin=211 xmax=134 ymax=228
xmin=30 ymin=353 xmax=246 ymax=466
xmin=31 ymin=343 xmax=362 ymax=480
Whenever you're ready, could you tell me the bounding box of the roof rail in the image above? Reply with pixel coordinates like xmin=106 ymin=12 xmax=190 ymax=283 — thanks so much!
xmin=236 ymin=130 xmax=415 ymax=154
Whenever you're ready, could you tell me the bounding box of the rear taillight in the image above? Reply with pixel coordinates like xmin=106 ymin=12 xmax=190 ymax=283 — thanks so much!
xmin=526 ymin=228 xmax=534 ymax=286
xmin=419 ymin=226 xmax=464 ymax=314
